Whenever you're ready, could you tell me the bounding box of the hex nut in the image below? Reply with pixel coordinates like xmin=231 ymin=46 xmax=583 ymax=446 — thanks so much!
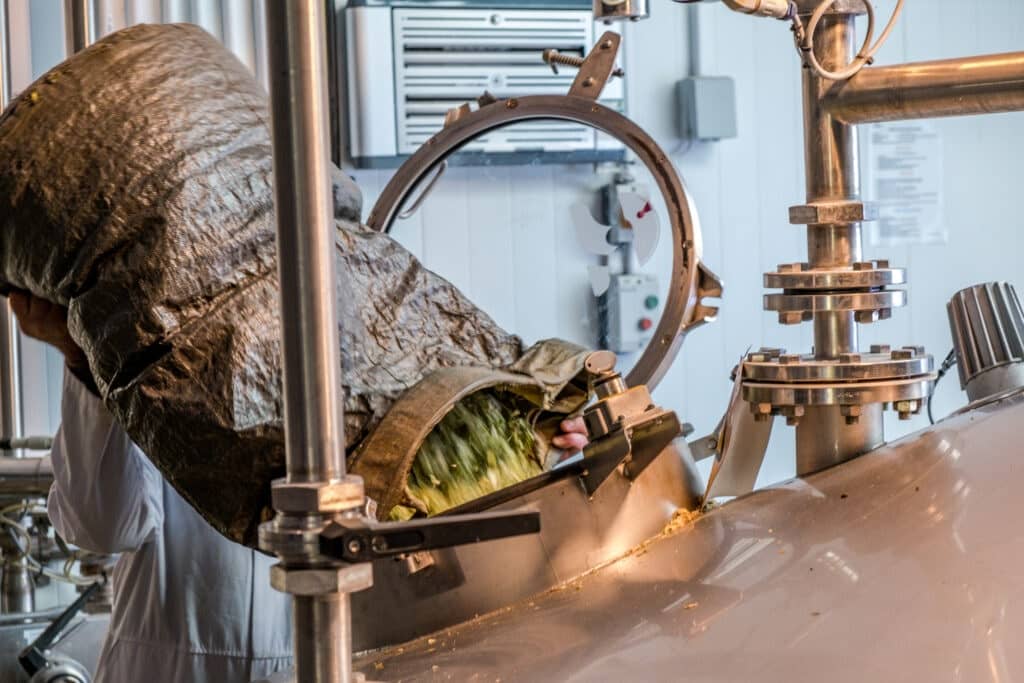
xmin=777 ymin=263 xmax=803 ymax=273
xmin=271 ymin=476 xmax=365 ymax=514
xmin=869 ymin=344 xmax=891 ymax=354
xmin=270 ymin=564 xmax=374 ymax=596
xmin=789 ymin=201 xmax=879 ymax=225
xmin=840 ymin=405 xmax=862 ymax=425
xmin=891 ymin=349 xmax=914 ymax=361
xmin=838 ymin=353 xmax=862 ymax=363
xmin=855 ymin=310 xmax=882 ymax=324
xmin=779 ymin=312 xmax=804 ymax=325
xmin=779 ymin=354 xmax=802 ymax=365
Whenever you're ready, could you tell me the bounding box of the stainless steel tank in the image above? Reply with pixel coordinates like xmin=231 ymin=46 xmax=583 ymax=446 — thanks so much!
xmin=354 ymin=391 xmax=1024 ymax=681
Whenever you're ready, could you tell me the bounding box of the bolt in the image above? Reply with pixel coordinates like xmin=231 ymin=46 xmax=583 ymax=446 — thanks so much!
xmin=840 ymin=405 xmax=862 ymax=425
xmin=748 ymin=353 xmax=768 ymax=362
xmin=894 ymin=400 xmax=920 ymax=420
xmin=759 ymin=348 xmax=784 ymax=358
xmin=870 ymin=344 xmax=891 ymax=354
xmin=601 ymin=39 xmax=614 ymax=49
xmin=855 ymin=310 xmax=882 ymax=324
xmin=779 ymin=354 xmax=802 ymax=365
xmin=853 ymin=261 xmax=874 ymax=271
xmin=347 ymin=538 xmax=363 ymax=555
xmin=839 ymin=353 xmax=862 ymax=363
xmin=879 ymin=308 xmax=893 ymax=321
xmin=371 ymin=536 xmax=389 ymax=553
xmin=903 ymin=345 xmax=926 ymax=357
xmin=891 ymin=349 xmax=914 ymax=361
xmin=506 ymin=99 xmax=519 ymax=109
xmin=583 ymin=77 xmax=596 ymax=88
xmin=779 ymin=312 xmax=804 ymax=325
xmin=777 ymin=263 xmax=803 ymax=273
xmin=781 ymin=406 xmax=805 ymax=427
xmin=876 ymin=259 xmax=890 ymax=268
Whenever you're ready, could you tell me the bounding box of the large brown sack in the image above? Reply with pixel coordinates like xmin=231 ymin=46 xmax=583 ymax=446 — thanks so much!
xmin=0 ymin=23 xmax=587 ymax=547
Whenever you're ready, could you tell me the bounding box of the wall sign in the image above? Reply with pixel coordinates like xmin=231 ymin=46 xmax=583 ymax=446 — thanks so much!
xmin=866 ymin=122 xmax=946 ymax=246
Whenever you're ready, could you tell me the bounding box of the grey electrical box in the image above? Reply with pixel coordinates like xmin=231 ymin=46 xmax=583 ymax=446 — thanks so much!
xmin=602 ymin=273 xmax=661 ymax=354
xmin=677 ymin=76 xmax=738 ymax=141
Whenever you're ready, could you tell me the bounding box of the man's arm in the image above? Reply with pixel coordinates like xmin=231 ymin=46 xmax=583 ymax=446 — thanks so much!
xmin=8 ymin=290 xmax=164 ymax=554
xmin=47 ymin=369 xmax=164 ymax=554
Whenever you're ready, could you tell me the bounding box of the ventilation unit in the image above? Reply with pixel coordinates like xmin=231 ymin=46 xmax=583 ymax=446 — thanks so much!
xmin=341 ymin=1 xmax=627 ymax=168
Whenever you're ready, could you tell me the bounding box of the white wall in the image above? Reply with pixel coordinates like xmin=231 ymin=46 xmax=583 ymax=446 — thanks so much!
xmin=9 ymin=0 xmax=1024 ymax=490
xmin=353 ymin=0 xmax=1024 ymax=487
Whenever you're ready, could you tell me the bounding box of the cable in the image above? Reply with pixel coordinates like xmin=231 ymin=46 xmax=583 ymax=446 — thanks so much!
xmin=791 ymin=0 xmax=905 ymax=81
xmin=928 ymin=349 xmax=958 ymax=425
xmin=0 ymin=509 xmax=99 ymax=587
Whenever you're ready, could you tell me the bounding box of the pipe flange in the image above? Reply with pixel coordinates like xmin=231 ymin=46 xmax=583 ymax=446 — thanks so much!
xmin=765 ymin=290 xmax=906 ymax=323
xmin=789 ymin=200 xmax=879 ymax=225
xmin=764 ymin=262 xmax=905 ymax=291
xmin=742 ymin=375 xmax=935 ymax=409
xmin=366 ymin=94 xmax=720 ymax=390
xmin=743 ymin=348 xmax=933 ymax=383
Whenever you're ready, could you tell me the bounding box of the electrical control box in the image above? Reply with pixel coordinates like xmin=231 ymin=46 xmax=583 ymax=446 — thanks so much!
xmin=602 ymin=273 xmax=661 ymax=354
xmin=677 ymin=76 xmax=738 ymax=141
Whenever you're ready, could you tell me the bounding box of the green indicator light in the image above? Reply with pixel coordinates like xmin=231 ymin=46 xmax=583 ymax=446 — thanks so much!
xmin=645 ymin=295 xmax=659 ymax=310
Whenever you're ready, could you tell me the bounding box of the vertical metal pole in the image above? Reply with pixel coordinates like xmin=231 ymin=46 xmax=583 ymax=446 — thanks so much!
xmin=263 ymin=2 xmax=351 ymax=682
xmin=64 ymin=0 xmax=94 ymax=55
xmin=795 ymin=12 xmax=883 ymax=473
xmin=801 ymin=13 xmax=860 ymax=360
xmin=0 ymin=0 xmax=23 ymax=459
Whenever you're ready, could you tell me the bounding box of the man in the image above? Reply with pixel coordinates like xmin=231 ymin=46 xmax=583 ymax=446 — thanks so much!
xmin=10 ymin=288 xmax=589 ymax=682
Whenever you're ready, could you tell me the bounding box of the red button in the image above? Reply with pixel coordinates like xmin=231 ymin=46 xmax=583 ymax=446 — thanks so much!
xmin=639 ymin=318 xmax=653 ymax=331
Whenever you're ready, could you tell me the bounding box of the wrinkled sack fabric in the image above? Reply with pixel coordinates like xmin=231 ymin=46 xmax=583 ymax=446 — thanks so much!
xmin=0 ymin=23 xmax=589 ymax=548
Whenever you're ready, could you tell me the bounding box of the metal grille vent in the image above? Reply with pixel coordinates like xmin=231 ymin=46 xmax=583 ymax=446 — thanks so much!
xmin=393 ymin=8 xmax=624 ymax=154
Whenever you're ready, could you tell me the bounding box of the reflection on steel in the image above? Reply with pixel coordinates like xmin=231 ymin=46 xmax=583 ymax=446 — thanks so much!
xmin=366 ymin=94 xmax=722 ymax=392
xmin=349 ymin=441 xmax=703 ymax=651
xmin=826 ymin=52 xmax=1024 ymax=124
xmin=257 ymin=2 xmax=367 ymax=683
xmin=356 ymin=395 xmax=1024 ymax=681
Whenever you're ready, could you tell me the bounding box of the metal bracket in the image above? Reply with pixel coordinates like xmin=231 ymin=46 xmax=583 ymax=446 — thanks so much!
xmin=319 ymin=510 xmax=541 ymax=563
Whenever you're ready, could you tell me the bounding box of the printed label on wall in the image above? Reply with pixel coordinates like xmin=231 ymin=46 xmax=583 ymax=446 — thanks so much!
xmin=866 ymin=122 xmax=945 ymax=246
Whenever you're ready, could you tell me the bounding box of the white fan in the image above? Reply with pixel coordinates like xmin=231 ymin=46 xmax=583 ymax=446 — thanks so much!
xmin=572 ymin=190 xmax=661 ymax=295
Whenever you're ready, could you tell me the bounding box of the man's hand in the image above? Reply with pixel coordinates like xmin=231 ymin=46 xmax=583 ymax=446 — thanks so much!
xmin=8 ymin=290 xmax=89 ymax=373
xmin=552 ymin=416 xmax=588 ymax=454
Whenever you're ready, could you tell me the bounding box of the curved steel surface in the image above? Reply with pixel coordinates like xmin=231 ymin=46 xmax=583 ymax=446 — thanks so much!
xmin=365 ymin=95 xmax=721 ymax=391
xmin=356 ymin=393 xmax=1024 ymax=682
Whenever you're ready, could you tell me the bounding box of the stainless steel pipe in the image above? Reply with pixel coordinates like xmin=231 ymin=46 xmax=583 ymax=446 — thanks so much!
xmin=265 ymin=0 xmax=346 ymax=486
xmin=801 ymin=14 xmax=861 ymax=362
xmin=825 ymin=52 xmax=1024 ymax=125
xmin=263 ymin=2 xmax=352 ymax=682
xmin=0 ymin=455 xmax=52 ymax=497
xmin=796 ymin=13 xmax=881 ymax=471
xmin=0 ymin=0 xmax=22 ymax=459
xmin=64 ymin=0 xmax=93 ymax=55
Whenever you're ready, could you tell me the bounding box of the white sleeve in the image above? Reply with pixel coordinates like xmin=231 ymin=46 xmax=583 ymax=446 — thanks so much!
xmin=47 ymin=369 xmax=164 ymax=554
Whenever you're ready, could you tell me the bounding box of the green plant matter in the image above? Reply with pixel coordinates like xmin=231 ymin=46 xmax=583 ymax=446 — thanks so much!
xmin=392 ymin=391 xmax=543 ymax=520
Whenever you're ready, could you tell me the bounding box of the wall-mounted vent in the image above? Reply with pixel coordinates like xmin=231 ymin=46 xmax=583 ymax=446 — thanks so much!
xmin=343 ymin=5 xmax=626 ymax=168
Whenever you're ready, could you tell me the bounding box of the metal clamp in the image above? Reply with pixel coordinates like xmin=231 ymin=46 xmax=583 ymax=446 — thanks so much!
xmin=365 ymin=62 xmax=721 ymax=392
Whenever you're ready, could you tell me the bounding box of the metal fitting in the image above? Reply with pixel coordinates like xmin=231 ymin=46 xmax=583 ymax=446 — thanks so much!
xmin=753 ymin=403 xmax=774 ymax=422
xmin=777 ymin=262 xmax=805 ymax=273
xmin=779 ymin=312 xmax=806 ymax=325
xmin=854 ymin=308 xmax=892 ymax=324
xmin=779 ymin=354 xmax=803 ymax=365
xmin=838 ymin=353 xmax=862 ymax=363
xmin=780 ymin=405 xmax=805 ymax=426
xmin=840 ymin=405 xmax=862 ymax=425
xmin=870 ymin=344 xmax=891 ymax=354
xmin=891 ymin=348 xmax=915 ymax=361
xmin=269 ymin=563 xmax=374 ymax=596
xmin=789 ymin=200 xmax=879 ymax=225
xmin=271 ymin=476 xmax=365 ymax=514
xmin=894 ymin=399 xmax=922 ymax=421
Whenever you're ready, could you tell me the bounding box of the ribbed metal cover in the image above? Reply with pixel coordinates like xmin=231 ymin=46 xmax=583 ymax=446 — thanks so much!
xmin=947 ymin=282 xmax=1024 ymax=390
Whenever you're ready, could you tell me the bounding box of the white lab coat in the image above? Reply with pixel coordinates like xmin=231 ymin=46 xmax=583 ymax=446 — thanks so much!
xmin=48 ymin=370 xmax=294 ymax=682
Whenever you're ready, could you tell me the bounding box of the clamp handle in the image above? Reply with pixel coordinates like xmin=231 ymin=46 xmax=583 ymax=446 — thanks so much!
xmin=319 ymin=510 xmax=540 ymax=563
